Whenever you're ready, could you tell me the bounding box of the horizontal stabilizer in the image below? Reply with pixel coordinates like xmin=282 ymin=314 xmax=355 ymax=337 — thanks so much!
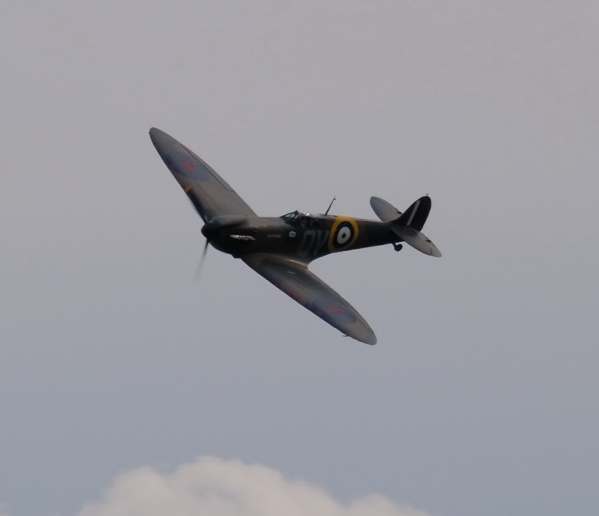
xmin=390 ymin=225 xmax=442 ymax=257
xmin=370 ymin=196 xmax=401 ymax=222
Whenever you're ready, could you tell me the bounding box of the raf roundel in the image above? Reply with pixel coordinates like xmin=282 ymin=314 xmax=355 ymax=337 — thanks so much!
xmin=328 ymin=217 xmax=359 ymax=252
xmin=336 ymin=224 xmax=353 ymax=245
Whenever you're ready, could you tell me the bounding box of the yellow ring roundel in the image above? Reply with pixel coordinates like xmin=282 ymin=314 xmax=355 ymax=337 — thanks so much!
xmin=328 ymin=216 xmax=359 ymax=252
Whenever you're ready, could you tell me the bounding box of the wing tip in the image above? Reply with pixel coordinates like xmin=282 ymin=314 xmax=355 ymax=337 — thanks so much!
xmin=148 ymin=127 xmax=174 ymax=148
xmin=364 ymin=333 xmax=377 ymax=345
xmin=349 ymin=328 xmax=377 ymax=345
xmin=149 ymin=126 xmax=161 ymax=139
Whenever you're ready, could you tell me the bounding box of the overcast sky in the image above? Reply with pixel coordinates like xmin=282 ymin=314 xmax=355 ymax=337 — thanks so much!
xmin=1 ymin=1 xmax=598 ymax=515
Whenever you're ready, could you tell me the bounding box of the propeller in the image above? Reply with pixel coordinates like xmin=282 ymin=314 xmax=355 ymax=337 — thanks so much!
xmin=193 ymin=238 xmax=210 ymax=284
xmin=194 ymin=215 xmax=246 ymax=284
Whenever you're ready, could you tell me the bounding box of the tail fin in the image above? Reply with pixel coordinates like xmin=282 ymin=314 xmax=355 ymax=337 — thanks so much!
xmin=370 ymin=195 xmax=441 ymax=258
xmin=396 ymin=196 xmax=431 ymax=231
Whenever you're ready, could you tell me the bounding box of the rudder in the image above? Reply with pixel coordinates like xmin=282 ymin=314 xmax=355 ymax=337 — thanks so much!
xmin=396 ymin=196 xmax=431 ymax=231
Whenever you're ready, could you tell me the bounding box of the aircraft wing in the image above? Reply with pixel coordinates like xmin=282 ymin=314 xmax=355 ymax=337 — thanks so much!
xmin=150 ymin=127 xmax=256 ymax=221
xmin=242 ymin=254 xmax=376 ymax=345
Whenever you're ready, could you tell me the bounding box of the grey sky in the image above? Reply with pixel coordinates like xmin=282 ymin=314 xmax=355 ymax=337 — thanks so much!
xmin=1 ymin=1 xmax=598 ymax=515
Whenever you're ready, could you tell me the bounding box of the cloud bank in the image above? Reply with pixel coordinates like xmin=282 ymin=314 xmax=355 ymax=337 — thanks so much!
xmin=78 ymin=457 xmax=429 ymax=516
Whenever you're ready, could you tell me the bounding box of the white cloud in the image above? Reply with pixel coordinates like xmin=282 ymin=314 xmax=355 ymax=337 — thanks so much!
xmin=78 ymin=457 xmax=429 ymax=516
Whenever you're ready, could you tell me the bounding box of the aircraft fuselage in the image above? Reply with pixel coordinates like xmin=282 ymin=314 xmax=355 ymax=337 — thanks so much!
xmin=204 ymin=213 xmax=400 ymax=260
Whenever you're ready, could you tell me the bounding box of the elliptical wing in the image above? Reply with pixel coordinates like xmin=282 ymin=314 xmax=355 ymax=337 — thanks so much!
xmin=149 ymin=127 xmax=256 ymax=221
xmin=243 ymin=253 xmax=377 ymax=345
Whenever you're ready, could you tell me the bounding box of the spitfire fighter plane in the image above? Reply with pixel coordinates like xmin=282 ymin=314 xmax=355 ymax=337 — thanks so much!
xmin=149 ymin=127 xmax=441 ymax=345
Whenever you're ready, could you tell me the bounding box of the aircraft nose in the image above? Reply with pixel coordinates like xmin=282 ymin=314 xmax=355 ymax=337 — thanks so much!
xmin=201 ymin=223 xmax=215 ymax=239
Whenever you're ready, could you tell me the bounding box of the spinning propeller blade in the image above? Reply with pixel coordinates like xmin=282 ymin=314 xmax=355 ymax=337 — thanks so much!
xmin=193 ymin=239 xmax=210 ymax=284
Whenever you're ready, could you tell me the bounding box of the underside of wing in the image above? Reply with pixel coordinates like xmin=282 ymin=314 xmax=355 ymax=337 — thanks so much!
xmin=242 ymin=254 xmax=376 ymax=345
xmin=149 ymin=127 xmax=256 ymax=221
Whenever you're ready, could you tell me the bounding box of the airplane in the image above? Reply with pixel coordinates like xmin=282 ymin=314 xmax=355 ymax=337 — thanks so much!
xmin=149 ymin=127 xmax=441 ymax=345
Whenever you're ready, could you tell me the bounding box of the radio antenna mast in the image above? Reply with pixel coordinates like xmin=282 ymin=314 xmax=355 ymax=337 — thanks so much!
xmin=324 ymin=196 xmax=336 ymax=216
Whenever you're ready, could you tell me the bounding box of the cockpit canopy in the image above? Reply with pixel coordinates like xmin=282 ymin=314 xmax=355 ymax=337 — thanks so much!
xmin=281 ymin=210 xmax=309 ymax=224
